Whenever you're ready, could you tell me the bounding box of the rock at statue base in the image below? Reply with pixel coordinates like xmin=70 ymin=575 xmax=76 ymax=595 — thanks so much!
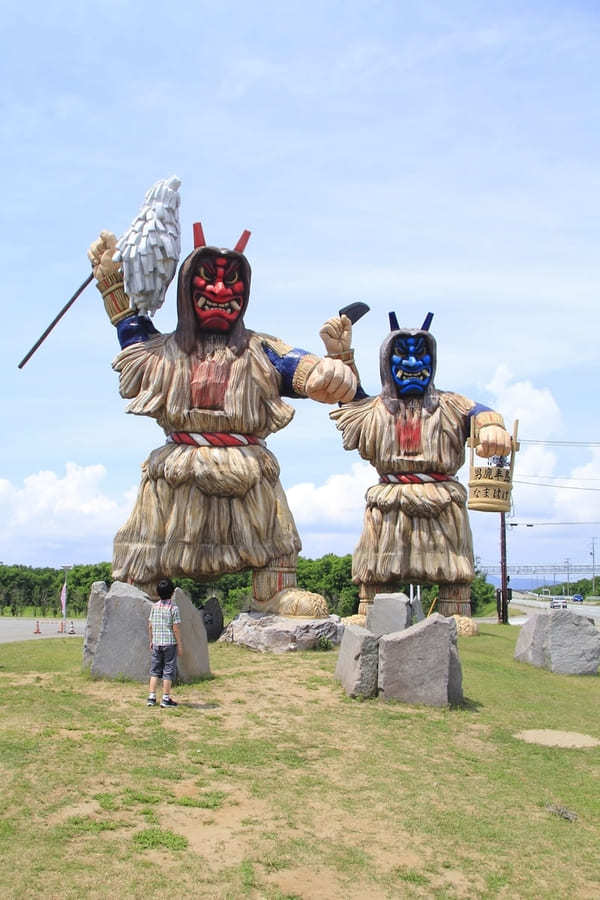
xmin=452 ymin=614 xmax=479 ymax=636
xmin=335 ymin=624 xmax=379 ymax=698
xmin=366 ymin=592 xmax=412 ymax=636
xmin=84 ymin=582 xmax=210 ymax=682
xmin=220 ymin=611 xmax=344 ymax=653
xmin=514 ymin=610 xmax=600 ymax=675
xmin=378 ymin=613 xmax=463 ymax=706
xmin=172 ymin=587 xmax=211 ymax=680
xmin=83 ymin=581 xmax=108 ymax=668
xmin=200 ymin=596 xmax=224 ymax=641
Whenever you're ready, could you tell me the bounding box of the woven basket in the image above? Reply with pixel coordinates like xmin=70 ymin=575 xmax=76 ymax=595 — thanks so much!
xmin=467 ymin=420 xmax=519 ymax=513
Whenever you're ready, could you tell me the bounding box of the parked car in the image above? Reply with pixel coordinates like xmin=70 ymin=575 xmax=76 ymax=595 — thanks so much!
xmin=572 ymin=593 xmax=584 ymax=603
xmin=550 ymin=597 xmax=568 ymax=609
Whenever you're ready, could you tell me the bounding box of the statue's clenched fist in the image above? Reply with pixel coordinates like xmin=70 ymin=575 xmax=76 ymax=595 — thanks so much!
xmin=305 ymin=357 xmax=357 ymax=404
xmin=319 ymin=315 xmax=352 ymax=356
xmin=88 ymin=231 xmax=121 ymax=281
xmin=476 ymin=425 xmax=512 ymax=458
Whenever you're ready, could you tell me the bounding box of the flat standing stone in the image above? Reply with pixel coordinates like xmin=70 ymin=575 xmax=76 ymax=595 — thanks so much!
xmin=89 ymin=582 xmax=153 ymax=682
xmin=172 ymin=587 xmax=211 ymax=681
xmin=378 ymin=613 xmax=463 ymax=707
xmin=86 ymin=582 xmax=210 ymax=683
xmin=366 ymin=593 xmax=411 ymax=636
xmin=335 ymin=624 xmax=379 ymax=698
xmin=515 ymin=610 xmax=600 ymax=675
xmin=82 ymin=581 xmax=108 ymax=669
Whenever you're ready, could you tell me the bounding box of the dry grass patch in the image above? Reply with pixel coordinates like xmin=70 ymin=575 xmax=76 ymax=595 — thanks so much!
xmin=0 ymin=629 xmax=599 ymax=898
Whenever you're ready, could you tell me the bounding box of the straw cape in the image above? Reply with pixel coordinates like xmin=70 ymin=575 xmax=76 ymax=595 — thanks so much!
xmin=330 ymin=390 xmax=480 ymax=587
xmin=112 ymin=330 xmax=302 ymax=588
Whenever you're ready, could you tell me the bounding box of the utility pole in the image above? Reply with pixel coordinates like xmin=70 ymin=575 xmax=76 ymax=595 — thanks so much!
xmin=565 ymin=558 xmax=571 ymax=597
xmin=591 ymin=539 xmax=597 ymax=596
xmin=499 ymin=512 xmax=509 ymax=624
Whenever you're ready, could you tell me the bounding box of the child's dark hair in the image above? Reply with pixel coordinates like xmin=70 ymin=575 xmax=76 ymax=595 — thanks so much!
xmin=157 ymin=578 xmax=175 ymax=600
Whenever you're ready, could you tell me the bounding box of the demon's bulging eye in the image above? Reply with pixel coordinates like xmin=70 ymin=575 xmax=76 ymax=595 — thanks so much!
xmin=197 ymin=266 xmax=211 ymax=281
xmin=224 ymin=270 xmax=239 ymax=285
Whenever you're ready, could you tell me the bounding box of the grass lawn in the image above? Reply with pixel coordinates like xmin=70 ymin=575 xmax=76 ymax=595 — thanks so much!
xmin=0 ymin=626 xmax=599 ymax=899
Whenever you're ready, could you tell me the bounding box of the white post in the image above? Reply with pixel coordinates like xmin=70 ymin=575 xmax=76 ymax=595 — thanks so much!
xmin=61 ymin=565 xmax=72 ymax=633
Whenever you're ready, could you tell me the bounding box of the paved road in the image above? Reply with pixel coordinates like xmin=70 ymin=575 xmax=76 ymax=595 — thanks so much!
xmin=510 ymin=592 xmax=600 ymax=622
xmin=0 ymin=618 xmax=84 ymax=644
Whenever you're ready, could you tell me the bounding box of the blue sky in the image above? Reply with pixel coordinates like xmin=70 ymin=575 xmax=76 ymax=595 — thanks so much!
xmin=2 ymin=1 xmax=599 ymax=582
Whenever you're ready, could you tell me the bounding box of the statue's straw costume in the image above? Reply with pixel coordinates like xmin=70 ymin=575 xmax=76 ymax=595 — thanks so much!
xmin=320 ymin=313 xmax=511 ymax=617
xmin=89 ymin=178 xmax=356 ymax=616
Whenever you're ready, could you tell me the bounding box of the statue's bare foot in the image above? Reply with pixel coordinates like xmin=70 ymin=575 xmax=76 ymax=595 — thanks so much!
xmin=252 ymin=588 xmax=329 ymax=618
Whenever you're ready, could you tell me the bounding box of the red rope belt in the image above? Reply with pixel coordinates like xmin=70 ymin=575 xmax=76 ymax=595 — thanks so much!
xmin=168 ymin=432 xmax=266 ymax=448
xmin=379 ymin=473 xmax=457 ymax=484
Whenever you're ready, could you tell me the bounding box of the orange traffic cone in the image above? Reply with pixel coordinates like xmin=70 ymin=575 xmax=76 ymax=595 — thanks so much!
xmin=34 ymin=620 xmax=41 ymax=634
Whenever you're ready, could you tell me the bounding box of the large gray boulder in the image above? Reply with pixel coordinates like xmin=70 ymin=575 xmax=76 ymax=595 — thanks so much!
xmin=366 ymin=593 xmax=411 ymax=636
xmin=220 ymin=612 xmax=343 ymax=653
xmin=83 ymin=581 xmax=108 ymax=669
xmin=366 ymin=592 xmax=425 ymax=636
xmin=515 ymin=610 xmax=600 ymax=675
xmin=378 ymin=613 xmax=463 ymax=706
xmin=171 ymin=587 xmax=211 ymax=681
xmin=335 ymin=624 xmax=379 ymax=698
xmin=84 ymin=582 xmax=210 ymax=683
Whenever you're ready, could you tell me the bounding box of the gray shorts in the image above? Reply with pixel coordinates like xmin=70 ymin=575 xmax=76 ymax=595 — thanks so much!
xmin=150 ymin=644 xmax=178 ymax=679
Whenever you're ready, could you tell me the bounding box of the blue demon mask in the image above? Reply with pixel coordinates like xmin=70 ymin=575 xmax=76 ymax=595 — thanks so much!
xmin=390 ymin=334 xmax=433 ymax=396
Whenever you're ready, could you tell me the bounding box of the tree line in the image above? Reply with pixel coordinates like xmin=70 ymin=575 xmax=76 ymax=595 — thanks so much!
xmin=532 ymin=577 xmax=597 ymax=598
xmin=0 ymin=557 xmax=495 ymax=618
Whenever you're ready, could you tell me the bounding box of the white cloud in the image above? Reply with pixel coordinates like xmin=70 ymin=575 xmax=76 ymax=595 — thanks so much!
xmin=0 ymin=464 xmax=135 ymax=566
xmin=485 ymin=364 xmax=561 ymax=438
xmin=286 ymin=461 xmax=374 ymax=529
xmin=552 ymin=448 xmax=600 ymax=523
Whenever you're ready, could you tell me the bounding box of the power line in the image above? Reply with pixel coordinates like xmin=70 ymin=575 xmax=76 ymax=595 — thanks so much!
xmin=482 ymin=564 xmax=595 ymax=574
xmin=514 ymin=479 xmax=600 ymax=492
xmin=508 ymin=521 xmax=600 ymax=526
xmin=520 ymin=440 xmax=600 ymax=447
xmin=516 ymin=474 xmax=600 ymax=481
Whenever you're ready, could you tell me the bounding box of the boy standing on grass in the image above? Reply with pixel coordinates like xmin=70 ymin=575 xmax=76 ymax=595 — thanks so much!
xmin=147 ymin=578 xmax=182 ymax=708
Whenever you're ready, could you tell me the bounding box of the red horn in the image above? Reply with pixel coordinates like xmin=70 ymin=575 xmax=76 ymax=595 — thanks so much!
xmin=233 ymin=229 xmax=251 ymax=253
xmin=193 ymin=222 xmax=206 ymax=248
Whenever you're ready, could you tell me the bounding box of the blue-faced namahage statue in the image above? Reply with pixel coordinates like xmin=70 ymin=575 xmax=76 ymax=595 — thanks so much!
xmin=319 ymin=311 xmax=512 ymax=617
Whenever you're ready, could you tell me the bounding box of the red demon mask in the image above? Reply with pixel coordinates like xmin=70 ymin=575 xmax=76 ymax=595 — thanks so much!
xmin=192 ymin=251 xmax=247 ymax=332
xmin=189 ymin=223 xmax=251 ymax=333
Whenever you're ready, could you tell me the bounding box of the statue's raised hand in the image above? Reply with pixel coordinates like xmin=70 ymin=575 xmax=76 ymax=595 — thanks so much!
xmin=88 ymin=231 xmax=121 ymax=281
xmin=319 ymin=315 xmax=352 ymax=356
xmin=476 ymin=425 xmax=512 ymax=458
xmin=88 ymin=230 xmax=132 ymax=324
xmin=305 ymin=357 xmax=357 ymax=404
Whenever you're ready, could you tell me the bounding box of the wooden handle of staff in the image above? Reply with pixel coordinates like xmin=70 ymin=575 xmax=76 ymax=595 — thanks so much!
xmin=18 ymin=273 xmax=94 ymax=369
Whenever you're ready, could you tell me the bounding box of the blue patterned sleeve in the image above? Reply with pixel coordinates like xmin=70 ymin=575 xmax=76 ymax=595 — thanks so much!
xmin=116 ymin=314 xmax=160 ymax=349
xmin=262 ymin=342 xmax=366 ymax=400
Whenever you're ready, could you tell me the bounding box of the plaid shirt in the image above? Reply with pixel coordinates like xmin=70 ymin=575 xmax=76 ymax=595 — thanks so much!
xmin=149 ymin=600 xmax=181 ymax=646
